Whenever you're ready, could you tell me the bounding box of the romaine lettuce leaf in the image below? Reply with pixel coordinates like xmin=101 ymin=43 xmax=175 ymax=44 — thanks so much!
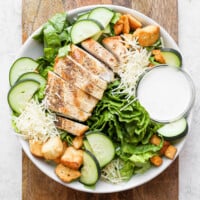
xmin=48 ymin=13 xmax=68 ymax=33
xmin=33 ymin=12 xmax=71 ymax=64
xmin=87 ymin=80 xmax=161 ymax=145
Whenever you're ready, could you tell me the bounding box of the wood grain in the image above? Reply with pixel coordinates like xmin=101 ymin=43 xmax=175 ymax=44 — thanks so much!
xmin=22 ymin=0 xmax=178 ymax=199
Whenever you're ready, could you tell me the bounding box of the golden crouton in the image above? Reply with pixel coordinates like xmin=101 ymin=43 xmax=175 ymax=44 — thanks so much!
xmin=114 ymin=22 xmax=123 ymax=35
xmin=61 ymin=146 xmax=83 ymax=170
xmin=150 ymin=134 xmax=161 ymax=146
xmin=159 ymin=140 xmax=170 ymax=155
xmin=72 ymin=136 xmax=83 ymax=149
xmin=29 ymin=140 xmax=43 ymax=158
xmin=127 ymin=14 xmax=142 ymax=30
xmin=121 ymin=15 xmax=130 ymax=34
xmin=53 ymin=142 xmax=67 ymax=164
xmin=133 ymin=25 xmax=160 ymax=46
xmin=152 ymin=49 xmax=166 ymax=64
xmin=150 ymin=155 xmax=163 ymax=167
xmin=55 ymin=163 xmax=81 ymax=182
xmin=164 ymin=145 xmax=177 ymax=160
xmin=41 ymin=136 xmax=63 ymax=160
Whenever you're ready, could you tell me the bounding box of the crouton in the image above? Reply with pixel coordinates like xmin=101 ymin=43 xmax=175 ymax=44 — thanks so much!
xmin=127 ymin=14 xmax=142 ymax=30
xmin=159 ymin=140 xmax=171 ymax=155
xmin=53 ymin=142 xmax=67 ymax=164
xmin=152 ymin=49 xmax=166 ymax=64
xmin=150 ymin=134 xmax=161 ymax=146
xmin=164 ymin=145 xmax=177 ymax=159
xmin=114 ymin=23 xmax=123 ymax=35
xmin=55 ymin=163 xmax=81 ymax=182
xmin=41 ymin=136 xmax=63 ymax=160
xmin=133 ymin=25 xmax=160 ymax=46
xmin=29 ymin=140 xmax=43 ymax=158
xmin=72 ymin=136 xmax=83 ymax=149
xmin=61 ymin=146 xmax=83 ymax=170
xmin=150 ymin=155 xmax=163 ymax=167
xmin=121 ymin=15 xmax=130 ymax=34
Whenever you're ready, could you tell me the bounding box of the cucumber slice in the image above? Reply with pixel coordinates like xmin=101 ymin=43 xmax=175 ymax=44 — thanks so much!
xmin=79 ymin=150 xmax=101 ymax=186
xmin=92 ymin=25 xmax=111 ymax=41
xmin=17 ymin=72 xmax=46 ymax=87
xmin=8 ymin=80 xmax=40 ymax=114
xmin=86 ymin=132 xmax=115 ymax=168
xmin=70 ymin=19 xmax=102 ymax=44
xmin=111 ymin=12 xmax=121 ymax=24
xmin=9 ymin=57 xmax=39 ymax=86
xmin=92 ymin=30 xmax=103 ymax=41
xmin=83 ymin=139 xmax=93 ymax=153
xmin=88 ymin=7 xmax=114 ymax=28
xmin=161 ymin=48 xmax=182 ymax=67
xmin=77 ymin=12 xmax=89 ymax=21
xmin=103 ymin=24 xmax=111 ymax=34
xmin=157 ymin=118 xmax=188 ymax=140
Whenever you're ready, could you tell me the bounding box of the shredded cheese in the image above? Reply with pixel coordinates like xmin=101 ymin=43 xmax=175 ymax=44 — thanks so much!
xmin=101 ymin=159 xmax=129 ymax=184
xmin=13 ymin=99 xmax=59 ymax=142
xmin=113 ymin=36 xmax=151 ymax=99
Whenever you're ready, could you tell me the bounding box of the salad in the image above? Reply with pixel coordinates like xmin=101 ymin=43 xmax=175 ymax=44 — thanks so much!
xmin=8 ymin=7 xmax=188 ymax=187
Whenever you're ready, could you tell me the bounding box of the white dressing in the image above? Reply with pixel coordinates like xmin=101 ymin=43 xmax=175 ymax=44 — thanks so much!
xmin=137 ymin=65 xmax=194 ymax=122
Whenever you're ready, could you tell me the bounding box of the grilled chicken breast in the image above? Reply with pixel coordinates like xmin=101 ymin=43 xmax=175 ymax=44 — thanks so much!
xmin=102 ymin=36 xmax=127 ymax=61
xmin=81 ymin=38 xmax=118 ymax=72
xmin=55 ymin=116 xmax=89 ymax=136
xmin=54 ymin=56 xmax=106 ymax=100
xmin=70 ymin=44 xmax=114 ymax=82
xmin=46 ymin=71 xmax=97 ymax=121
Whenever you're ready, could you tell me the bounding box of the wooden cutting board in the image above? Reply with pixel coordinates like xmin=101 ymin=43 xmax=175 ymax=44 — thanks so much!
xmin=22 ymin=0 xmax=178 ymax=199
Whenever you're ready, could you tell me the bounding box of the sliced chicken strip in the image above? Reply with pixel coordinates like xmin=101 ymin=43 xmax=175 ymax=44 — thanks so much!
xmin=47 ymin=71 xmax=98 ymax=113
xmin=102 ymin=36 xmax=127 ymax=62
xmin=46 ymin=71 xmax=95 ymax=121
xmin=55 ymin=116 xmax=89 ymax=136
xmin=81 ymin=38 xmax=118 ymax=72
xmin=54 ymin=56 xmax=106 ymax=100
xmin=46 ymin=94 xmax=91 ymax=122
xmin=70 ymin=44 xmax=114 ymax=82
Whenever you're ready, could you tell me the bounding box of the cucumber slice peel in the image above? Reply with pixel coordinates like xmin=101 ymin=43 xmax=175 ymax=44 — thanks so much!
xmin=83 ymin=139 xmax=93 ymax=153
xmin=17 ymin=72 xmax=46 ymax=87
xmin=88 ymin=7 xmax=114 ymax=28
xmin=8 ymin=80 xmax=40 ymax=114
xmin=86 ymin=132 xmax=115 ymax=168
xmin=9 ymin=57 xmax=39 ymax=86
xmin=161 ymin=48 xmax=182 ymax=67
xmin=77 ymin=12 xmax=90 ymax=21
xmin=157 ymin=118 xmax=188 ymax=140
xmin=80 ymin=150 xmax=101 ymax=186
xmin=70 ymin=19 xmax=102 ymax=44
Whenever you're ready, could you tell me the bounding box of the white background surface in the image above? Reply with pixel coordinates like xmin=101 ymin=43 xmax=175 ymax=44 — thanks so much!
xmin=0 ymin=0 xmax=200 ymax=199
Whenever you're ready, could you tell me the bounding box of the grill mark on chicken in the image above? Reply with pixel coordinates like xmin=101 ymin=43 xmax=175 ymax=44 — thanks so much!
xmin=54 ymin=56 xmax=106 ymax=99
xmin=102 ymin=36 xmax=127 ymax=62
xmin=70 ymin=44 xmax=114 ymax=82
xmin=81 ymin=38 xmax=118 ymax=72
xmin=55 ymin=116 xmax=89 ymax=136
xmin=46 ymin=71 xmax=94 ymax=121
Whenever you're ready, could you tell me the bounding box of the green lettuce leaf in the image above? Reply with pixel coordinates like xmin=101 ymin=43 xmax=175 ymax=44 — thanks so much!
xmin=33 ymin=12 xmax=71 ymax=65
xmin=48 ymin=13 xmax=68 ymax=33
xmin=87 ymin=80 xmax=161 ymax=145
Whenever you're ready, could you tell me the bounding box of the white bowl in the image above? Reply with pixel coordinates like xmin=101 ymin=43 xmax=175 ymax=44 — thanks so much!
xmin=16 ymin=5 xmax=190 ymax=193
